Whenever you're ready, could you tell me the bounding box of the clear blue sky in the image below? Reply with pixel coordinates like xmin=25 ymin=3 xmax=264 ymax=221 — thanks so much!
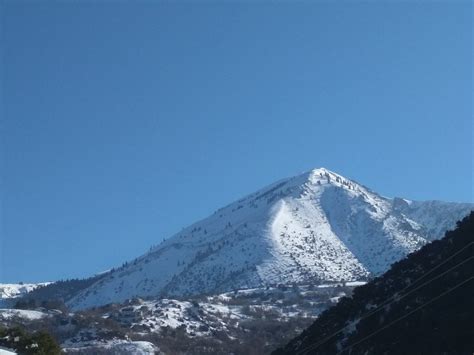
xmin=1 ymin=1 xmax=472 ymax=283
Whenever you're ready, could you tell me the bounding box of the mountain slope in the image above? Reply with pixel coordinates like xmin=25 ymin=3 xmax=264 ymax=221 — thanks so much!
xmin=0 ymin=283 xmax=50 ymax=307
xmin=274 ymin=211 xmax=474 ymax=355
xmin=67 ymin=168 xmax=473 ymax=310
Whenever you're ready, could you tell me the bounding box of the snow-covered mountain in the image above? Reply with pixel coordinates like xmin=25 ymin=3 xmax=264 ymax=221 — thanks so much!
xmin=68 ymin=168 xmax=472 ymax=310
xmin=0 ymin=283 xmax=50 ymax=307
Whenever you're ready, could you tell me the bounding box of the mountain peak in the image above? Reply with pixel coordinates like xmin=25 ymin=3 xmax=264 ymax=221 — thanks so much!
xmin=301 ymin=167 xmax=360 ymax=192
xmin=309 ymin=166 xmax=332 ymax=175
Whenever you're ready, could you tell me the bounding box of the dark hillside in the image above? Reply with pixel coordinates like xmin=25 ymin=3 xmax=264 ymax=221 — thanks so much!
xmin=15 ymin=274 xmax=106 ymax=309
xmin=274 ymin=211 xmax=474 ymax=355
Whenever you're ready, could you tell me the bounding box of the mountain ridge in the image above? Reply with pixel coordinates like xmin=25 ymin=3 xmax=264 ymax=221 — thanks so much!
xmin=66 ymin=168 xmax=472 ymax=310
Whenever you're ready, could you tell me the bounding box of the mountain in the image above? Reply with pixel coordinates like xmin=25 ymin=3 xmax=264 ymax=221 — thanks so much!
xmin=0 ymin=283 xmax=48 ymax=301
xmin=274 ymin=211 xmax=474 ymax=355
xmin=0 ymin=283 xmax=50 ymax=307
xmin=67 ymin=168 xmax=473 ymax=310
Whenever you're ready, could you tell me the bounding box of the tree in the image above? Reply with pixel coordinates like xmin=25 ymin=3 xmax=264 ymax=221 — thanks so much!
xmin=0 ymin=326 xmax=61 ymax=355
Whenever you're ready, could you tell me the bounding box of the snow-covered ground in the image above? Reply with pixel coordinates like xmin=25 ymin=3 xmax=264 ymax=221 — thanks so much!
xmin=0 ymin=308 xmax=49 ymax=321
xmin=57 ymin=283 xmax=356 ymax=353
xmin=67 ymin=168 xmax=472 ymax=310
xmin=104 ymin=296 xmax=259 ymax=338
xmin=0 ymin=347 xmax=16 ymax=355
xmin=63 ymin=339 xmax=158 ymax=354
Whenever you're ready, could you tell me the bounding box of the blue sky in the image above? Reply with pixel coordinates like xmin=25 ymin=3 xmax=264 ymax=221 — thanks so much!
xmin=1 ymin=1 xmax=472 ymax=283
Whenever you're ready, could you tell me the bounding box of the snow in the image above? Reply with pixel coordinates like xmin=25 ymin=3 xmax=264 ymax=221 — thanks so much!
xmin=0 ymin=309 xmax=49 ymax=321
xmin=107 ymin=298 xmax=247 ymax=337
xmin=0 ymin=283 xmax=50 ymax=306
xmin=59 ymin=282 xmax=349 ymax=350
xmin=67 ymin=168 xmax=473 ymax=310
xmin=1 ymin=282 xmax=365 ymax=354
xmin=0 ymin=348 xmax=16 ymax=355
xmin=63 ymin=340 xmax=157 ymax=354
xmin=346 ymin=281 xmax=367 ymax=287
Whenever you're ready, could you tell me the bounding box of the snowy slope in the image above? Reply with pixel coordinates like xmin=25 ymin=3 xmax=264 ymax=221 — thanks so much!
xmin=0 ymin=283 xmax=50 ymax=307
xmin=0 ymin=283 xmax=49 ymax=300
xmin=68 ymin=168 xmax=473 ymax=310
xmin=0 ymin=308 xmax=49 ymax=321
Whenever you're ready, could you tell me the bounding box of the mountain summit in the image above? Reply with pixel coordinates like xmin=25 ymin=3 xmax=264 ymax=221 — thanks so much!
xmin=68 ymin=168 xmax=473 ymax=310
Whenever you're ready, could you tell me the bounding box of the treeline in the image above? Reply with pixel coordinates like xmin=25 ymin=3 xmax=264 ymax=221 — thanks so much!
xmin=14 ymin=299 xmax=67 ymax=313
xmin=17 ymin=274 xmax=106 ymax=307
